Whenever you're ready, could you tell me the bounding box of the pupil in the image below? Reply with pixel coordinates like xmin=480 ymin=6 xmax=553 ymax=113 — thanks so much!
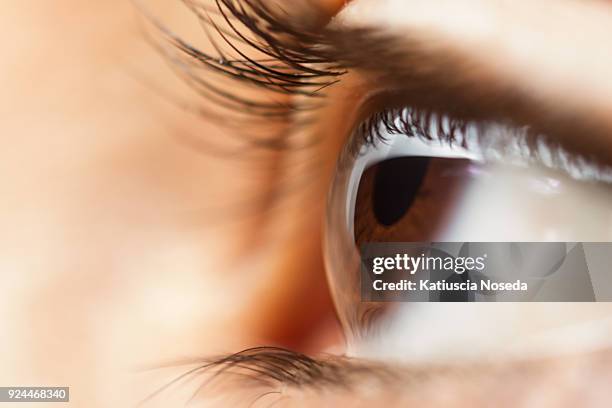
xmin=372 ymin=157 xmax=431 ymax=226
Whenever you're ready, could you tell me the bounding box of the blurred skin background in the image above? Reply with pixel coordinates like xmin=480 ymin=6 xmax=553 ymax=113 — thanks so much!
xmin=0 ymin=0 xmax=340 ymax=405
xmin=3 ymin=0 xmax=612 ymax=406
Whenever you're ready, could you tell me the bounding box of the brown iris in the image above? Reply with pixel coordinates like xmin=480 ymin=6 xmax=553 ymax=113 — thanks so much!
xmin=354 ymin=157 xmax=474 ymax=245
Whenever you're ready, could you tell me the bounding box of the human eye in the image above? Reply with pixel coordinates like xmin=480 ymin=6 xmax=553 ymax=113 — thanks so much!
xmin=135 ymin=0 xmax=612 ymax=404
xmin=324 ymin=102 xmax=612 ymax=352
xmin=320 ymin=0 xmax=612 ymax=362
xmin=333 ymin=106 xmax=612 ymax=245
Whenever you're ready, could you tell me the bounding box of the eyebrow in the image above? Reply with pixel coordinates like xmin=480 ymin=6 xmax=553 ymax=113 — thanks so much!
xmin=323 ymin=0 xmax=612 ymax=165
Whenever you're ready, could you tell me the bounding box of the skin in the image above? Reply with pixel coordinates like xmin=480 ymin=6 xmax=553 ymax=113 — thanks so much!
xmin=2 ymin=0 xmax=612 ymax=406
xmin=1 ymin=1 xmax=343 ymax=406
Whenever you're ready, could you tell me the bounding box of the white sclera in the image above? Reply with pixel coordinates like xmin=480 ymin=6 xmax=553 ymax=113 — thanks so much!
xmin=324 ymin=127 xmax=612 ymax=364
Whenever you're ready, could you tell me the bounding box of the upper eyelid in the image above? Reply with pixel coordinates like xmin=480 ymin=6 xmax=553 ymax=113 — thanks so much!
xmin=329 ymin=0 xmax=612 ymax=165
xmin=138 ymin=0 xmax=612 ymax=168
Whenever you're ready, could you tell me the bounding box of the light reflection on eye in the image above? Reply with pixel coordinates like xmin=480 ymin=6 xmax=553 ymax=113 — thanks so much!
xmin=323 ymin=107 xmax=612 ymax=350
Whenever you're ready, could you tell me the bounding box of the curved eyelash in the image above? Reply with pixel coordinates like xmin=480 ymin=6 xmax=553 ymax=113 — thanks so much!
xmin=138 ymin=346 xmax=395 ymax=406
xmin=135 ymin=0 xmax=347 ymax=123
xmin=354 ymin=108 xmax=471 ymax=153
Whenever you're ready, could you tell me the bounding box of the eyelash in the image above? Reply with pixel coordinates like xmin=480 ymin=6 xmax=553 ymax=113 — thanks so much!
xmin=141 ymin=346 xmax=393 ymax=405
xmin=352 ymin=107 xmax=612 ymax=184
xmin=140 ymin=1 xmax=612 ymax=185
xmin=355 ymin=107 xmax=472 ymax=151
xmin=139 ymin=0 xmax=347 ymax=123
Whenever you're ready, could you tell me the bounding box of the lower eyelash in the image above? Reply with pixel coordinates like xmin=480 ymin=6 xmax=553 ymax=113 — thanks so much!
xmin=140 ymin=346 xmax=394 ymax=406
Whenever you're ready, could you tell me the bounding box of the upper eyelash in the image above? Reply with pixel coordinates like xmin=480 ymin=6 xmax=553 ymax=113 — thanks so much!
xmin=354 ymin=108 xmax=612 ymax=183
xmin=354 ymin=107 xmax=471 ymax=154
xmin=136 ymin=0 xmax=347 ymax=122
